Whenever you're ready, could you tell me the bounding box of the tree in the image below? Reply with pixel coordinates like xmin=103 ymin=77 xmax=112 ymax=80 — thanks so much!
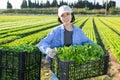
xmin=21 ymin=0 xmax=28 ymax=8
xmin=7 ymin=0 xmax=12 ymax=9
xmin=51 ymin=0 xmax=58 ymax=7
xmin=95 ymin=2 xmax=102 ymax=9
xmin=107 ymin=1 xmax=116 ymax=14
xmin=46 ymin=0 xmax=51 ymax=7
xmin=75 ymin=0 xmax=84 ymax=8
xmin=59 ymin=0 xmax=68 ymax=6
xmin=36 ymin=0 xmax=40 ymax=8
xmin=109 ymin=1 xmax=116 ymax=8
xmin=39 ymin=0 xmax=43 ymax=8
xmin=28 ymin=0 xmax=32 ymax=8
xmin=105 ymin=0 xmax=109 ymax=15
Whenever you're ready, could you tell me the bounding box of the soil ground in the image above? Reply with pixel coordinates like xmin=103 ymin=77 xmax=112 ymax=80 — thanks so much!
xmin=40 ymin=51 xmax=120 ymax=80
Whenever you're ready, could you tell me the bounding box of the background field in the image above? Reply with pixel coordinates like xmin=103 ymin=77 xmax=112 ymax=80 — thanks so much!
xmin=0 ymin=15 xmax=120 ymax=79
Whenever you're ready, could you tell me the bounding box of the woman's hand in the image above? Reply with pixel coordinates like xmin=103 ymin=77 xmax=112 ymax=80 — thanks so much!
xmin=46 ymin=48 xmax=57 ymax=58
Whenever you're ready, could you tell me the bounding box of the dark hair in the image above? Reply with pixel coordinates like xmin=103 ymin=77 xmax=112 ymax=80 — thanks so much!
xmin=58 ymin=13 xmax=75 ymax=23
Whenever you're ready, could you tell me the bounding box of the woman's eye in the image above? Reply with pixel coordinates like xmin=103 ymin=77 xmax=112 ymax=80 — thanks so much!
xmin=67 ymin=13 xmax=70 ymax=15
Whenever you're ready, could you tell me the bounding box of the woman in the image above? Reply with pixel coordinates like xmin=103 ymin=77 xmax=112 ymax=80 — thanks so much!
xmin=38 ymin=5 xmax=94 ymax=80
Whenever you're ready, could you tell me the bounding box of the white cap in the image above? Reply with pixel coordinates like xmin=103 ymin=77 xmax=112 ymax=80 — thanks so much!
xmin=58 ymin=5 xmax=72 ymax=17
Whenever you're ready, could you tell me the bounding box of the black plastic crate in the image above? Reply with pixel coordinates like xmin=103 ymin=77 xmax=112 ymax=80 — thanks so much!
xmin=0 ymin=49 xmax=41 ymax=80
xmin=51 ymin=53 xmax=109 ymax=80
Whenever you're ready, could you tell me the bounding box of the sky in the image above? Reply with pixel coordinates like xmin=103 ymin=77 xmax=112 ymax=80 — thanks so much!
xmin=0 ymin=0 xmax=120 ymax=9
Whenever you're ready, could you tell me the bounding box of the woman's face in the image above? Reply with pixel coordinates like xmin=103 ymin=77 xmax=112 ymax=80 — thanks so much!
xmin=59 ymin=12 xmax=72 ymax=25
